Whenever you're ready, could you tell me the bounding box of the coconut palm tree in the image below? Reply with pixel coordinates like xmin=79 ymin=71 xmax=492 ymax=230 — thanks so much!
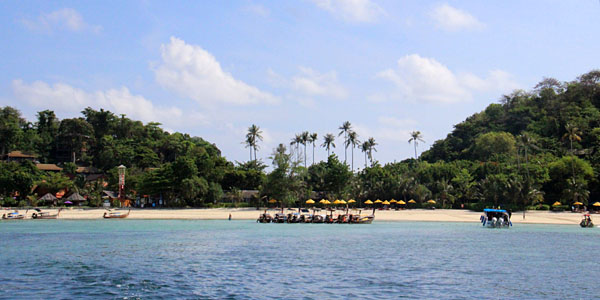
xmin=361 ymin=141 xmax=370 ymax=168
xmin=290 ymin=134 xmax=303 ymax=163
xmin=338 ymin=121 xmax=352 ymax=164
xmin=408 ymin=131 xmax=425 ymax=160
xmin=322 ymin=133 xmax=336 ymax=157
xmin=346 ymin=131 xmax=359 ymax=171
xmin=367 ymin=137 xmax=377 ymax=165
xmin=245 ymin=124 xmax=263 ymax=161
xmin=309 ymin=132 xmax=318 ymax=165
xmin=300 ymin=131 xmax=309 ymax=167
xmin=562 ymin=123 xmax=582 ymax=155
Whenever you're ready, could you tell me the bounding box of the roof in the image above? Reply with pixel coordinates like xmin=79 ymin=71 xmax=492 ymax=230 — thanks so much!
xmin=38 ymin=193 xmax=58 ymax=201
xmin=6 ymin=151 xmax=36 ymax=158
xmin=76 ymin=166 xmax=101 ymax=174
xmin=241 ymin=190 xmax=259 ymax=198
xmin=103 ymin=190 xmax=118 ymax=198
xmin=66 ymin=192 xmax=85 ymax=201
xmin=484 ymin=209 xmax=507 ymax=213
xmin=36 ymin=164 xmax=63 ymax=171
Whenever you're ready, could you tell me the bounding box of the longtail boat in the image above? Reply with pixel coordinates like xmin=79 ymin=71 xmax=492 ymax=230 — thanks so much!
xmin=1 ymin=210 xmax=25 ymax=220
xmin=103 ymin=209 xmax=130 ymax=219
xmin=31 ymin=208 xmax=62 ymax=219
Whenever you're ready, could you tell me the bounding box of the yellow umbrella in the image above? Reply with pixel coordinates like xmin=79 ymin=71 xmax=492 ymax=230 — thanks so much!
xmin=325 ymin=200 xmax=331 ymax=205
xmin=319 ymin=199 xmax=327 ymax=204
xmin=268 ymin=199 xmax=277 ymax=203
xmin=390 ymin=199 xmax=397 ymax=203
xmin=382 ymin=200 xmax=390 ymax=205
xmin=348 ymin=199 xmax=356 ymax=204
xmin=364 ymin=200 xmax=373 ymax=205
xmin=427 ymin=200 xmax=436 ymax=204
xmin=408 ymin=199 xmax=416 ymax=204
xmin=333 ymin=200 xmax=340 ymax=205
xmin=339 ymin=200 xmax=347 ymax=205
xmin=306 ymin=199 xmax=315 ymax=204
xmin=398 ymin=200 xmax=406 ymax=205
xmin=374 ymin=199 xmax=382 ymax=204
xmin=552 ymin=201 xmax=561 ymax=206
xmin=593 ymin=202 xmax=600 ymax=207
xmin=573 ymin=202 xmax=583 ymax=206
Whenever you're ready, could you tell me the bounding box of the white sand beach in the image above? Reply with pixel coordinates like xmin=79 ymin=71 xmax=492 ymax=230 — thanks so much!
xmin=2 ymin=208 xmax=590 ymax=225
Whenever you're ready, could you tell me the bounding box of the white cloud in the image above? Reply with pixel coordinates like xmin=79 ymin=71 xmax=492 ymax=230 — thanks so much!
xmin=430 ymin=3 xmax=484 ymax=32
xmin=21 ymin=8 xmax=102 ymax=33
xmin=291 ymin=67 xmax=348 ymax=99
xmin=154 ymin=37 xmax=278 ymax=106
xmin=311 ymin=0 xmax=385 ymax=22
xmin=377 ymin=54 xmax=519 ymax=104
xmin=11 ymin=79 xmax=185 ymax=125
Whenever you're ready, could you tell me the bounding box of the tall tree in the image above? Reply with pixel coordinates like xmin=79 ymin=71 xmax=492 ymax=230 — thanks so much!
xmin=309 ymin=132 xmax=318 ymax=165
xmin=408 ymin=131 xmax=425 ymax=160
xmin=367 ymin=137 xmax=377 ymax=165
xmin=346 ymin=131 xmax=359 ymax=171
xmin=361 ymin=141 xmax=370 ymax=168
xmin=301 ymin=131 xmax=309 ymax=167
xmin=322 ymin=133 xmax=336 ymax=157
xmin=246 ymin=124 xmax=263 ymax=161
xmin=338 ymin=121 xmax=352 ymax=164
xmin=57 ymin=118 xmax=93 ymax=163
xmin=562 ymin=123 xmax=582 ymax=180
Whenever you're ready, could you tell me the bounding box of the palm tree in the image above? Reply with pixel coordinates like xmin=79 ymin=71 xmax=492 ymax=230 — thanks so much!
xmin=367 ymin=137 xmax=377 ymax=165
xmin=322 ymin=133 xmax=336 ymax=157
xmin=300 ymin=131 xmax=309 ymax=167
xmin=562 ymin=123 xmax=582 ymax=155
xmin=562 ymin=123 xmax=582 ymax=181
xmin=346 ymin=131 xmax=359 ymax=171
xmin=361 ymin=141 xmax=370 ymax=168
xmin=290 ymin=134 xmax=303 ymax=163
xmin=245 ymin=124 xmax=263 ymax=161
xmin=437 ymin=179 xmax=454 ymax=208
xmin=408 ymin=131 xmax=425 ymax=160
xmin=309 ymin=133 xmax=318 ymax=165
xmin=338 ymin=121 xmax=352 ymax=164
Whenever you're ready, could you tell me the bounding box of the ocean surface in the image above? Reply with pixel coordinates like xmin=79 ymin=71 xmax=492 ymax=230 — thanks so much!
xmin=0 ymin=220 xmax=598 ymax=299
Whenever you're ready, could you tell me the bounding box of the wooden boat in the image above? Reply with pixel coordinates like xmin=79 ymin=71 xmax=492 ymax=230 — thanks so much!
xmin=103 ymin=209 xmax=130 ymax=219
xmin=580 ymin=214 xmax=594 ymax=228
xmin=349 ymin=209 xmax=375 ymax=224
xmin=257 ymin=211 xmax=273 ymax=223
xmin=1 ymin=210 xmax=25 ymax=220
xmin=31 ymin=208 xmax=62 ymax=219
xmin=273 ymin=213 xmax=287 ymax=223
xmin=481 ymin=209 xmax=512 ymax=228
xmin=312 ymin=214 xmax=325 ymax=223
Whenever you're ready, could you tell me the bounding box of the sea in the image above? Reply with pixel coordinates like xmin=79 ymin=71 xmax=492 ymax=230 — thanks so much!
xmin=0 ymin=220 xmax=598 ymax=299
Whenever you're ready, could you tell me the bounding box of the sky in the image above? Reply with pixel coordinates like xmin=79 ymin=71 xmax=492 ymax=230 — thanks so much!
xmin=1 ymin=1 xmax=599 ymax=169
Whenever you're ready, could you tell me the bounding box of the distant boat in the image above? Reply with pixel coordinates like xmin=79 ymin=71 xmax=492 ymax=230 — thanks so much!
xmin=1 ymin=210 xmax=25 ymax=220
xmin=31 ymin=208 xmax=62 ymax=219
xmin=103 ymin=209 xmax=130 ymax=219
xmin=481 ymin=209 xmax=511 ymax=228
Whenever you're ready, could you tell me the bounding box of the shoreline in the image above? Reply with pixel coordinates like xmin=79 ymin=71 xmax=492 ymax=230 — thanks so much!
xmin=1 ymin=208 xmax=591 ymax=225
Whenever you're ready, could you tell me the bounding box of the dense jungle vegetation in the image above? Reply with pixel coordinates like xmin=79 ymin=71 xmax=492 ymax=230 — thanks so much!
xmin=1 ymin=70 xmax=599 ymax=210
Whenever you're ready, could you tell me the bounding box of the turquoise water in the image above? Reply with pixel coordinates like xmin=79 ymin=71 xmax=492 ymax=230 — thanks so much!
xmin=0 ymin=220 xmax=598 ymax=299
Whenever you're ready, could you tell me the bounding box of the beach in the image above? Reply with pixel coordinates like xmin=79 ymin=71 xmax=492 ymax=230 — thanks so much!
xmin=3 ymin=208 xmax=588 ymax=225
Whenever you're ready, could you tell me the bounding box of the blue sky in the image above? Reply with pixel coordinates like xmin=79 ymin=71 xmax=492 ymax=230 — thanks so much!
xmin=1 ymin=1 xmax=599 ymax=168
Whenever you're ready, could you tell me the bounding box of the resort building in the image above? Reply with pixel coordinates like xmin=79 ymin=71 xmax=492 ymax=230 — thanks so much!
xmin=2 ymin=150 xmax=37 ymax=163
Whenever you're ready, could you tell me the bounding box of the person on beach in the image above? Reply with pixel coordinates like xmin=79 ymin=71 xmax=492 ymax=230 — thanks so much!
xmin=228 ymin=213 xmax=232 ymax=220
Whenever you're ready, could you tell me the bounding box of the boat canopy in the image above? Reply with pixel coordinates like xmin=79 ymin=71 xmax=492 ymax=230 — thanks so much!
xmin=483 ymin=208 xmax=507 ymax=213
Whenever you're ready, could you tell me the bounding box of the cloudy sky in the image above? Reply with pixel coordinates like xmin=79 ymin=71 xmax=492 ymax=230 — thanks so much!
xmin=1 ymin=1 xmax=599 ymax=168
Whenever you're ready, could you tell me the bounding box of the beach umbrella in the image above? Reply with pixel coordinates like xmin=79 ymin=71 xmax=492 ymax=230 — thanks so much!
xmin=325 ymin=200 xmax=331 ymax=205
xmin=398 ymin=200 xmax=406 ymax=205
xmin=64 ymin=201 xmax=73 ymax=205
xmin=333 ymin=200 xmax=341 ymax=205
xmin=268 ymin=199 xmax=277 ymax=203
xmin=593 ymin=202 xmax=600 ymax=207
xmin=364 ymin=200 xmax=373 ymax=205
xmin=427 ymin=200 xmax=436 ymax=204
xmin=339 ymin=200 xmax=347 ymax=205
xmin=382 ymin=200 xmax=390 ymax=205
xmin=390 ymin=199 xmax=397 ymax=203
xmin=306 ymin=199 xmax=315 ymax=204
xmin=573 ymin=202 xmax=583 ymax=206
xmin=348 ymin=200 xmax=356 ymax=204
xmin=408 ymin=199 xmax=416 ymax=204
xmin=374 ymin=199 xmax=382 ymax=204
xmin=552 ymin=201 xmax=561 ymax=206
